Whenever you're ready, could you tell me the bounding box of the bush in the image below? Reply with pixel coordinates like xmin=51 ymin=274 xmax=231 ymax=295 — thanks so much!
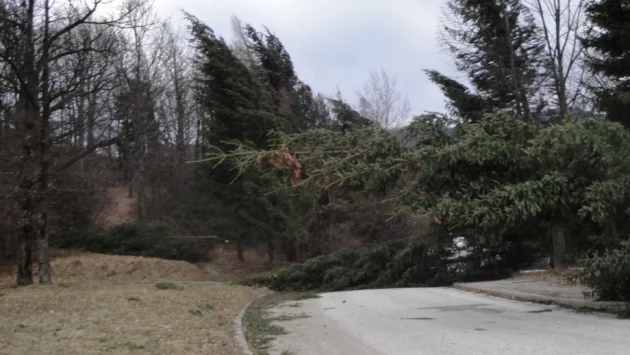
xmin=155 ymin=282 xmax=184 ymax=290
xmin=239 ymin=239 xmax=454 ymax=292
xmin=53 ymin=221 xmax=209 ymax=262
xmin=49 ymin=172 xmax=102 ymax=235
xmin=581 ymin=239 xmax=630 ymax=302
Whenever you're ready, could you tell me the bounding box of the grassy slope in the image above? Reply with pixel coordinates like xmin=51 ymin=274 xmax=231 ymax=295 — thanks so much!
xmin=0 ymin=283 xmax=266 ymax=355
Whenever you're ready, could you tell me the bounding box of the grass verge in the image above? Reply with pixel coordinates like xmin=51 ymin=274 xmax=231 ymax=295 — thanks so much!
xmin=0 ymin=283 xmax=266 ymax=355
xmin=243 ymin=292 xmax=320 ymax=355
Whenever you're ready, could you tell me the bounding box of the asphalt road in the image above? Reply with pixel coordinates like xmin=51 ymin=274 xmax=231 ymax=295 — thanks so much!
xmin=267 ymin=288 xmax=630 ymax=355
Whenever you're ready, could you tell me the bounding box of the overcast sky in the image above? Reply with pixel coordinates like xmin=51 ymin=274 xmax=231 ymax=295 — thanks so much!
xmin=153 ymin=0 xmax=455 ymax=117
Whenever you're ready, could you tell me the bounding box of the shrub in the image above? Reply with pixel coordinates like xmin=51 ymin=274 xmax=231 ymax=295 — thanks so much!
xmin=155 ymin=282 xmax=184 ymax=290
xmin=581 ymin=239 xmax=630 ymax=302
xmin=53 ymin=221 xmax=209 ymax=262
xmin=239 ymin=239 xmax=453 ymax=292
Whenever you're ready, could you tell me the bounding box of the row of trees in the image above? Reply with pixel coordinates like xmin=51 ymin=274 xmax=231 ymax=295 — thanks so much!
xmin=0 ymin=0 xmax=203 ymax=284
xmin=421 ymin=0 xmax=630 ymax=270
xmin=3 ymin=0 xmax=630 ymax=289
xmin=205 ymin=0 xmax=630 ymax=282
xmin=428 ymin=0 xmax=630 ymax=129
xmin=0 ymin=0 xmax=410 ymax=284
xmin=187 ymin=13 xmax=403 ymax=266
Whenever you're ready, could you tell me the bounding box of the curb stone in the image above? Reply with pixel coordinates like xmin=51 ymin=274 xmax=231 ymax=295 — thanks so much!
xmin=453 ymin=282 xmax=626 ymax=314
xmin=234 ymin=299 xmax=255 ymax=355
xmin=234 ymin=292 xmax=271 ymax=355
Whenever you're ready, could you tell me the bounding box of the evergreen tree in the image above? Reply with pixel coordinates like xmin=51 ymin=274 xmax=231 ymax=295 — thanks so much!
xmin=216 ymin=112 xmax=630 ymax=270
xmin=187 ymin=15 xmax=316 ymax=264
xmin=242 ymin=24 xmax=337 ymax=132
xmin=244 ymin=25 xmax=302 ymax=131
xmin=429 ymin=0 xmax=545 ymax=121
xmin=188 ymin=16 xmax=278 ymax=149
xmin=582 ymin=0 xmax=630 ymax=126
xmin=295 ymin=82 xmax=333 ymax=128
xmin=328 ymin=93 xmax=373 ymax=134
xmin=425 ymin=70 xmax=490 ymax=122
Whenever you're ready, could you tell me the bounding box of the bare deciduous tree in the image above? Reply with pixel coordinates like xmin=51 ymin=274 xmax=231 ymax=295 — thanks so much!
xmin=160 ymin=23 xmax=195 ymax=167
xmin=356 ymin=68 xmax=411 ymax=129
xmin=110 ymin=0 xmax=167 ymax=218
xmin=0 ymin=0 xmax=146 ymax=285
xmin=229 ymin=15 xmax=257 ymax=71
xmin=525 ymin=0 xmax=589 ymax=119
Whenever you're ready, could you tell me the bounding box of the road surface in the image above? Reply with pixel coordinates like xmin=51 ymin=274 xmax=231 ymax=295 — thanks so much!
xmin=267 ymin=288 xmax=630 ymax=355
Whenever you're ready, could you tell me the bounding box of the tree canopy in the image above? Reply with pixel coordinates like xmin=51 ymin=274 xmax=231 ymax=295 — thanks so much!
xmin=582 ymin=0 xmax=630 ymax=126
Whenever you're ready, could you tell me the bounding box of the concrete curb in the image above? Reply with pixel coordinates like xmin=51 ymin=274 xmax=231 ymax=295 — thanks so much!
xmin=233 ymin=299 xmax=255 ymax=355
xmin=453 ymin=282 xmax=626 ymax=314
xmin=234 ymin=292 xmax=272 ymax=355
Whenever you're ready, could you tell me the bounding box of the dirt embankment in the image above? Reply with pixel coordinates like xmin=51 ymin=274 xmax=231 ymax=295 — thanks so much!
xmin=0 ymin=245 xmax=284 ymax=286
xmin=0 ymin=250 xmax=207 ymax=285
xmin=94 ymin=186 xmax=138 ymax=228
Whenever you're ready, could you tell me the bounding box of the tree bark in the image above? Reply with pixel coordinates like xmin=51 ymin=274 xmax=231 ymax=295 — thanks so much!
xmin=36 ymin=212 xmax=51 ymax=284
xmin=237 ymin=238 xmax=245 ymax=262
xmin=551 ymin=223 xmax=568 ymax=270
xmin=267 ymin=238 xmax=276 ymax=269
xmin=16 ymin=229 xmax=33 ymax=285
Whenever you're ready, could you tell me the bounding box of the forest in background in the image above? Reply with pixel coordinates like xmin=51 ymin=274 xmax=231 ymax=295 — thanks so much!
xmin=2 ymin=0 xmax=630 ymax=301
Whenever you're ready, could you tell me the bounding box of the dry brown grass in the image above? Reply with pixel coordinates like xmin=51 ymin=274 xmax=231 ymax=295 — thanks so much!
xmin=94 ymin=186 xmax=138 ymax=228
xmin=0 ymin=250 xmax=208 ymax=286
xmin=0 ymin=283 xmax=266 ymax=355
xmin=0 ymin=245 xmax=290 ymax=286
xmin=200 ymin=245 xmax=290 ymax=282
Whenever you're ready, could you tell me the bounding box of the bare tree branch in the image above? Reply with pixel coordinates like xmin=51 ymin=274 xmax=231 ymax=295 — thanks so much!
xmin=356 ymin=68 xmax=411 ymax=129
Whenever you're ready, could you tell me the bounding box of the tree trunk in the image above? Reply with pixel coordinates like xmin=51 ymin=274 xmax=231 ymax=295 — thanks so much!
xmin=551 ymin=224 xmax=568 ymax=270
xmin=267 ymin=238 xmax=276 ymax=269
xmin=16 ymin=229 xmax=33 ymax=285
xmin=309 ymin=191 xmax=330 ymax=257
xmin=309 ymin=212 xmax=323 ymax=257
xmin=237 ymin=238 xmax=245 ymax=262
xmin=174 ymin=64 xmax=186 ymax=169
xmin=36 ymin=212 xmax=51 ymax=284
xmin=284 ymin=245 xmax=297 ymax=262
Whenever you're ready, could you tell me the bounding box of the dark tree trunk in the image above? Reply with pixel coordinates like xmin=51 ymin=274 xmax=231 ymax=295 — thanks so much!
xmin=284 ymin=245 xmax=297 ymax=262
xmin=267 ymin=238 xmax=276 ymax=269
xmin=551 ymin=223 xmax=568 ymax=270
xmin=237 ymin=238 xmax=245 ymax=262
xmin=16 ymin=229 xmax=33 ymax=285
xmin=308 ymin=191 xmax=330 ymax=257
xmin=174 ymin=65 xmax=186 ymax=170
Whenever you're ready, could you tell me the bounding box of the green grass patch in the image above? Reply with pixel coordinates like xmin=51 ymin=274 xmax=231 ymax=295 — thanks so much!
xmin=155 ymin=282 xmax=184 ymax=290
xmin=272 ymin=314 xmax=310 ymax=322
xmin=243 ymin=305 xmax=286 ymax=355
xmin=122 ymin=341 xmax=146 ymax=350
xmin=188 ymin=308 xmax=203 ymax=317
xmin=243 ymin=292 xmax=320 ymax=355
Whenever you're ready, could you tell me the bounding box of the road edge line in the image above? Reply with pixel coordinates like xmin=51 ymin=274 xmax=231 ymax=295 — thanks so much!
xmin=234 ymin=292 xmax=271 ymax=355
xmin=453 ymin=282 xmax=624 ymax=314
xmin=234 ymin=299 xmax=256 ymax=355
